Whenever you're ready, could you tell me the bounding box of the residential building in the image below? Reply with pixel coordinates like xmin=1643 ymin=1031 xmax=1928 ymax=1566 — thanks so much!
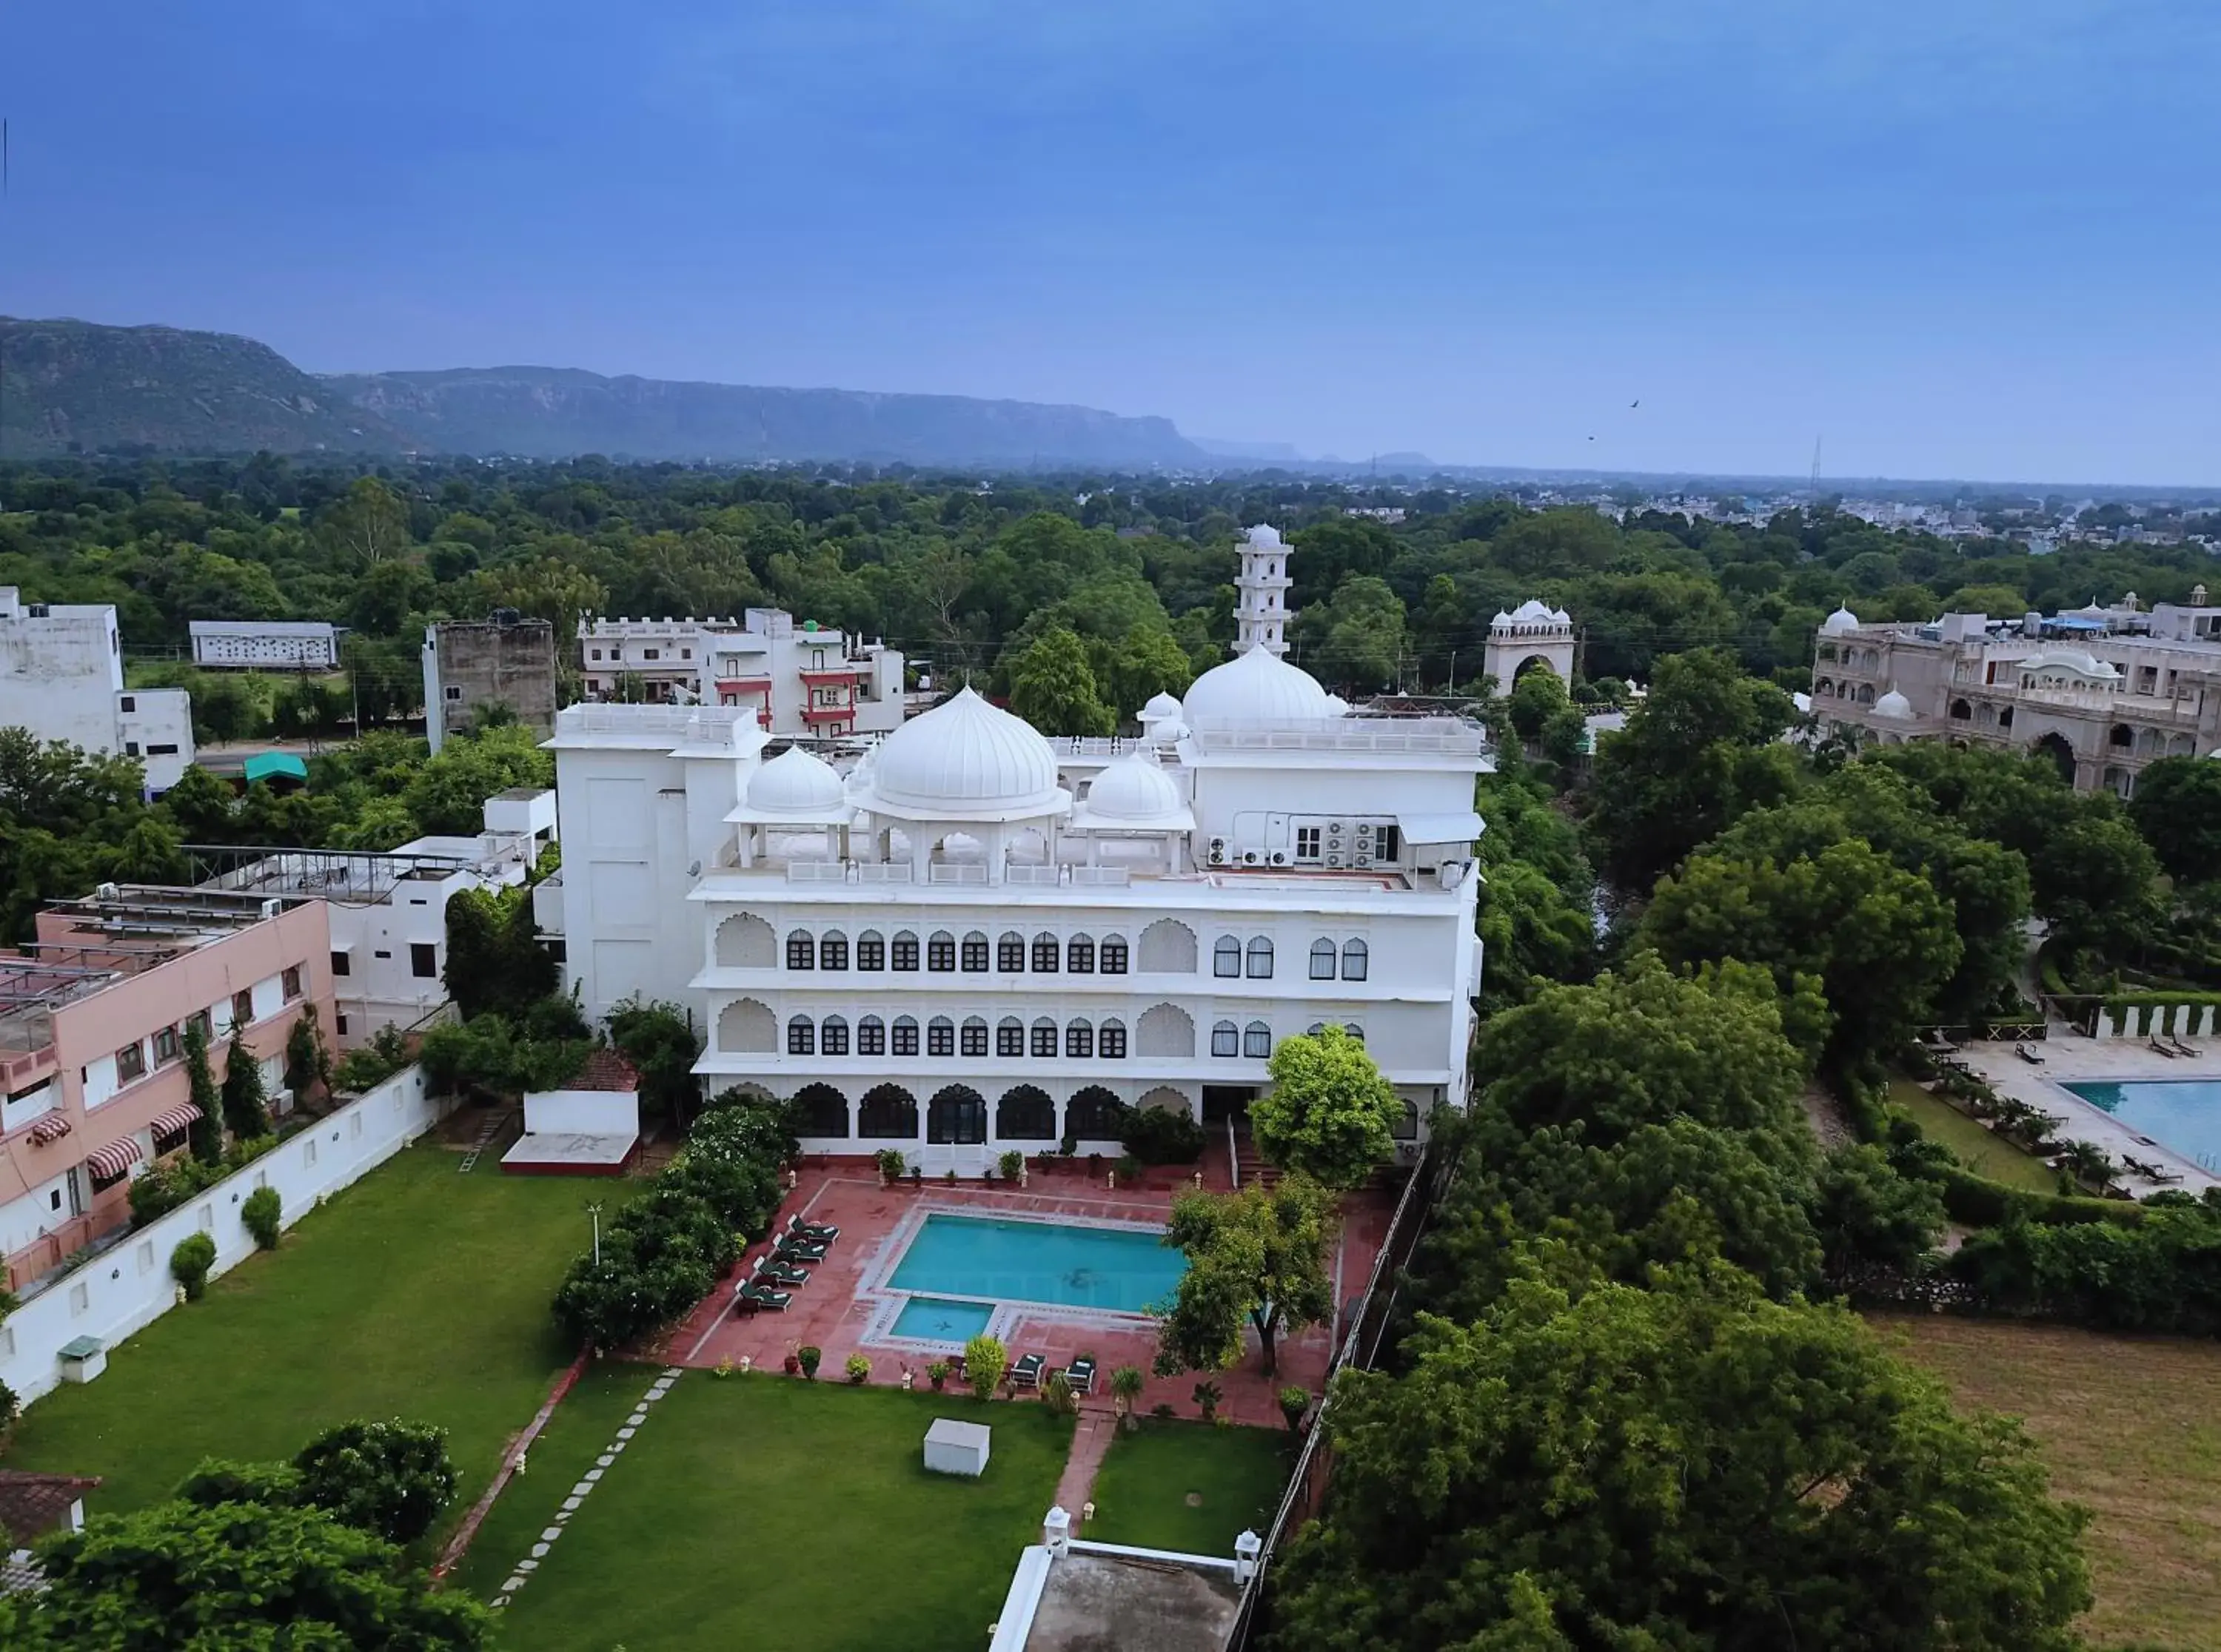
xmin=0 ymin=588 xmax=195 ymax=793
xmin=187 ymin=787 xmax=557 ymax=1046
xmin=0 ymin=889 xmax=335 ymax=1293
xmin=1813 ymin=588 xmax=2221 ymax=796
xmin=541 ymin=526 xmax=1489 ymax=1169
xmin=188 ymin=620 xmax=343 ymax=671
xmin=422 ymin=614 xmax=558 ymax=753
xmin=577 ymin=609 xmax=905 ymax=738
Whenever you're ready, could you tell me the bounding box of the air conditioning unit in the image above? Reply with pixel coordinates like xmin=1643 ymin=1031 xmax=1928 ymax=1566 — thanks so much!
xmin=1354 ymin=849 xmax=1375 ymax=868
xmin=270 ymin=1087 xmax=295 ymax=1120
xmin=1324 ymin=851 xmax=1347 ymax=869
xmin=1325 ymin=820 xmax=1346 ymax=844
xmin=260 ymin=898 xmax=284 ymax=921
xmin=1207 ymin=838 xmax=1228 ymax=866
xmin=1268 ymin=850 xmax=1290 ymax=866
xmin=1241 ymin=849 xmax=1264 ymax=867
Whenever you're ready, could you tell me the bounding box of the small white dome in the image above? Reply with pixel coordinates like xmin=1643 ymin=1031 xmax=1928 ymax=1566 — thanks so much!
xmin=1494 ymin=599 xmax=1570 ymax=627
xmin=1244 ymin=523 xmax=1284 ymax=549
xmin=1822 ymin=606 xmax=1860 ymax=634
xmin=747 ymin=746 xmax=845 ymax=816
xmin=1323 ymin=694 xmax=1351 ymax=716
xmin=1182 ymin=645 xmax=1336 ymax=726
xmin=1142 ymin=690 xmax=1185 ymax=721
xmin=2019 ymin=648 xmax=2119 ymax=680
xmin=864 ymin=687 xmax=1062 ymax=817
xmin=1873 ymin=689 xmax=1914 ymax=719
xmin=1085 ymin=753 xmax=1182 ymax=822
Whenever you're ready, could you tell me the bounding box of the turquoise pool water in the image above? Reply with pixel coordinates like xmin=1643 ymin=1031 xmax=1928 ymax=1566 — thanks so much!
xmin=889 ymin=1214 xmax=1185 ymax=1314
xmin=2064 ymin=1079 xmax=2221 ymax=1169
xmin=891 ymin=1296 xmax=996 ymax=1343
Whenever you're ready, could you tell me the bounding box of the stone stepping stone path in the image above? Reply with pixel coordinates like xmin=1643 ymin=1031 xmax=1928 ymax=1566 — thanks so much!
xmin=488 ymin=1366 xmax=681 ymax=1610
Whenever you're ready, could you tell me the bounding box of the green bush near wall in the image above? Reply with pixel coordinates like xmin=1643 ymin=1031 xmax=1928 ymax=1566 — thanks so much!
xmin=2104 ymin=993 xmax=2221 ymax=1037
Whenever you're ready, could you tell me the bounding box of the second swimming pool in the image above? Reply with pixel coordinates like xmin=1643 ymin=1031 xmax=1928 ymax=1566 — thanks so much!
xmin=2063 ymin=1078 xmax=2221 ymax=1170
xmin=888 ymin=1213 xmax=1185 ymax=1315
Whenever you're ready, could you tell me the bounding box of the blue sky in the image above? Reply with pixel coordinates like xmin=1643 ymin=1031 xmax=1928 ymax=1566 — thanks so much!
xmin=7 ymin=1 xmax=2219 ymax=483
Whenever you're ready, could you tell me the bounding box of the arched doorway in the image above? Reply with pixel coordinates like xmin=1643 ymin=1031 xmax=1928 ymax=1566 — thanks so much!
xmin=857 ymin=1085 xmax=919 ymax=1140
xmin=995 ymin=1085 xmax=1056 ymax=1141
xmin=927 ymin=1085 xmax=988 ymax=1145
xmin=2033 ymin=732 xmax=2076 ymax=785
xmin=1066 ymin=1087 xmax=1128 ymax=1142
xmin=789 ymin=1083 xmax=849 ymax=1138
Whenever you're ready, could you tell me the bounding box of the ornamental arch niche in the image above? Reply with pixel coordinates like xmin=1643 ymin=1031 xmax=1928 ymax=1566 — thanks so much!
xmin=1136 ymin=1003 xmax=1196 ymax=1058
xmin=1138 ymin=1085 xmax=1193 ymax=1119
xmin=1137 ymin=919 xmax=1198 ymax=973
xmin=717 ymin=998 xmax=776 ymax=1052
xmin=714 ymin=912 xmax=776 ymax=967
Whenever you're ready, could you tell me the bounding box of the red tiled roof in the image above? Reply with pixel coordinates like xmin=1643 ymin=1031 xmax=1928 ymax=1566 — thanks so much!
xmin=569 ymin=1049 xmax=640 ymax=1093
xmin=0 ymin=1471 xmax=100 ymax=1547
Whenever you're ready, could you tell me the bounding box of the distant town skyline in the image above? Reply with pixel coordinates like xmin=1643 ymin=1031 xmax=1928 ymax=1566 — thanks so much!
xmin=6 ymin=1 xmax=2219 ymax=484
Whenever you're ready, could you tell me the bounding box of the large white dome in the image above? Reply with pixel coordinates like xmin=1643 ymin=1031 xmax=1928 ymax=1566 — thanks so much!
xmin=863 ymin=688 xmax=1064 ymax=818
xmin=746 ymin=746 xmax=845 ymax=816
xmin=1182 ymin=645 xmax=1336 ymax=726
xmin=1822 ymin=606 xmax=1860 ymax=635
xmin=1084 ymin=753 xmax=1182 ymax=822
xmin=1873 ymin=689 xmax=1914 ymax=719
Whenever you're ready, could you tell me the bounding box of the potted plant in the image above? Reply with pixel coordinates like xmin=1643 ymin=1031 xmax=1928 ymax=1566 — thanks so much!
xmin=999 ymin=1149 xmax=1026 ymax=1185
xmin=845 ymin=1353 xmax=871 ymax=1386
xmin=1110 ymin=1366 xmax=1145 ymax=1431
xmin=1193 ymin=1378 xmax=1222 ymax=1423
xmin=875 ymin=1148 xmax=907 ymax=1186
xmin=1278 ymin=1385 xmax=1311 ymax=1433
xmin=797 ymin=1345 xmax=823 ymax=1381
xmin=943 ymin=1167 xmax=959 ymax=1184
xmin=964 ymin=1333 xmax=1007 ymax=1400
xmin=783 ymin=1352 xmax=801 ymax=1377
xmin=1086 ymin=1152 xmax=1103 ymax=1180
xmin=927 ymin=1360 xmax=951 ymax=1391
xmin=910 ymin=1166 xmax=923 ymax=1189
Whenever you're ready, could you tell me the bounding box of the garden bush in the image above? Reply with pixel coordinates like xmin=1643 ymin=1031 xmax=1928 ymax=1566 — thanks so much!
xmin=170 ymin=1232 xmax=217 ymax=1300
xmin=964 ymin=1333 xmax=1006 ymax=1400
xmin=845 ymin=1353 xmax=871 ymax=1385
xmin=241 ymin=1185 xmax=283 ymax=1250
xmin=1120 ymin=1106 xmax=1207 ymax=1166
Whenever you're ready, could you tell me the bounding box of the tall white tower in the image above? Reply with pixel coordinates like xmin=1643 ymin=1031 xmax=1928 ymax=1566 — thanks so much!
xmin=1233 ymin=523 xmax=1293 ymax=657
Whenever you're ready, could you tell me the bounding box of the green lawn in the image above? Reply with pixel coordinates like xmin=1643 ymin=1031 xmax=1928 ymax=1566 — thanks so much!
xmin=1085 ymin=1419 xmax=1293 ymax=1557
xmin=1889 ymin=1079 xmax=2059 ymax=1194
xmin=463 ymin=1373 xmax=1073 ymax=1651
xmin=4 ymin=1145 xmax=616 ymax=1517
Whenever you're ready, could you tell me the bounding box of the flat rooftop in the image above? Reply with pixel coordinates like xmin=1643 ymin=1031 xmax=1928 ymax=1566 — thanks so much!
xmin=1019 ymin=1549 xmax=1242 ymax=1652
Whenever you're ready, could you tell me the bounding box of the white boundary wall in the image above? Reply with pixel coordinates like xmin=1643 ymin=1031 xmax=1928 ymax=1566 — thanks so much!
xmin=2094 ymin=1004 xmax=2220 ymax=1040
xmin=0 ymin=1067 xmax=446 ymax=1406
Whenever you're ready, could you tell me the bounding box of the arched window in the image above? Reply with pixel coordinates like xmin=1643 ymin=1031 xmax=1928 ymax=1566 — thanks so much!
xmin=1246 ymin=936 xmax=1274 ymax=978
xmin=1068 ymin=933 xmax=1095 ymax=973
xmin=1307 ymin=1022 xmax=1326 ymax=1036
xmin=961 ymin=1016 xmax=988 ymax=1058
xmin=786 ymin=1015 xmax=815 ymax=1055
xmin=961 ymin=931 xmax=989 ymax=972
xmin=791 ymin=1084 xmax=848 ymax=1138
xmin=1344 ymin=1022 xmax=1364 ymax=1042
xmin=1341 ymin=939 xmax=1369 ymax=981
xmin=928 ymin=1015 xmax=956 ymax=1056
xmin=820 ymin=1014 xmax=849 ymax=1056
xmin=1100 ymin=935 xmax=1128 ymax=975
xmin=927 ymin=931 xmax=957 ymax=972
xmin=2109 ymin=722 xmax=2134 ymax=750
xmin=996 ymin=1085 xmax=1056 ymax=1141
xmin=1066 ymin=1019 xmax=1093 ymax=1059
xmin=1211 ymin=1019 xmax=1239 ymax=1057
xmin=1244 ymin=1019 xmax=1273 ymax=1058
xmin=857 ymin=1085 xmax=918 ymax=1139
xmin=1309 ymin=939 xmax=1337 ymax=980
xmin=891 ymin=930 xmax=919 ymax=970
xmin=1099 ymin=1018 xmax=1127 ymax=1059
xmin=1391 ymin=1098 xmax=1420 ymax=1141
xmin=998 ymin=931 xmax=1026 ymax=973
xmin=892 ymin=1016 xmax=920 ymax=1056
xmin=858 ymin=1015 xmax=886 ymax=1056
xmin=1213 ymin=936 xmax=1242 ymax=978
xmin=785 ymin=931 xmax=814 ymax=971
xmin=1032 ymin=1018 xmax=1059 ymax=1058
xmin=1033 ymin=933 xmax=1060 ymax=973
xmin=857 ymin=930 xmax=886 ymax=970
xmin=928 ymin=1086 xmax=988 ymax=1145
xmin=817 ymin=929 xmax=848 ymax=971
xmin=997 ymin=1017 xmax=1025 ymax=1058
xmin=1949 ymin=698 xmax=1972 ymax=722
xmin=1998 ymin=705 xmax=2014 ymax=729
xmin=1066 ymin=1087 xmax=1128 ymax=1141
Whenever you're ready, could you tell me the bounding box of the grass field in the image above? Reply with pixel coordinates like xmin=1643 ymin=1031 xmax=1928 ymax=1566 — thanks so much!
xmin=1873 ymin=1313 xmax=2221 ymax=1650
xmin=1085 ymin=1419 xmax=1293 ymax=1556
xmin=4 ymin=1144 xmax=616 ymax=1517
xmin=460 ymin=1372 xmax=1073 ymax=1652
xmin=1888 ymin=1078 xmax=2059 ymax=1193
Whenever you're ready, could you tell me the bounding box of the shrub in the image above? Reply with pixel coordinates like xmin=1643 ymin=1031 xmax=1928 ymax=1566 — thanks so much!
xmin=926 ymin=1360 xmax=951 ymax=1390
xmin=797 ymin=1346 xmax=823 ymax=1380
xmin=176 ymin=1458 xmax=304 ymax=1509
xmin=964 ymin=1333 xmax=1007 ymax=1400
xmin=1114 ymin=1153 xmax=1143 ymax=1183
xmin=1043 ymin=1371 xmax=1076 ymax=1417
xmin=334 ymin=1024 xmax=411 ymax=1093
xmin=129 ymin=1164 xmax=191 ymax=1229
xmin=875 ymin=1148 xmax=908 ymax=1182
xmin=241 ymin=1185 xmax=283 ymax=1250
xmin=294 ymin=1419 xmax=458 ymax=1545
xmin=1119 ymin=1107 xmax=1207 ymax=1166
xmin=845 ymin=1353 xmax=871 ymax=1385
xmin=170 ymin=1232 xmax=217 ymax=1300
xmin=1278 ymin=1385 xmax=1311 ymax=1431
xmin=0 ymin=1377 xmax=17 ymax=1432
xmin=1193 ymin=1378 xmax=1222 ymax=1423
xmin=221 ymin=1025 xmax=273 ymax=1141
xmin=998 ymin=1149 xmax=1026 ymax=1182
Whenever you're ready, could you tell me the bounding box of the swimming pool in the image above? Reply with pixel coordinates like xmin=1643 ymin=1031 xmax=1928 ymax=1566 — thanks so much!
xmin=888 ymin=1214 xmax=1185 ymax=1314
xmin=891 ymin=1296 xmax=996 ymax=1343
xmin=2063 ymin=1079 xmax=2221 ymax=1169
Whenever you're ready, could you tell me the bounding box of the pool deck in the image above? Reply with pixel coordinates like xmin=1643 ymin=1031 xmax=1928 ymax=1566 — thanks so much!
xmin=661 ymin=1159 xmax=1393 ymax=1428
xmin=1955 ymin=1035 xmax=2221 ymax=1195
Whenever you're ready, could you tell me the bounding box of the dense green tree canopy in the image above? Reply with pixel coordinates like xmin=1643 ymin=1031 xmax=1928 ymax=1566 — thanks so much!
xmin=1154 ymin=1178 xmax=1336 ymax=1378
xmin=1252 ymin=1025 xmax=1401 ymax=1188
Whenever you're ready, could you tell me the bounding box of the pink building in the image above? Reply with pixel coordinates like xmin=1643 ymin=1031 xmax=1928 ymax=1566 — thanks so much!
xmin=0 ymin=889 xmax=335 ymax=1293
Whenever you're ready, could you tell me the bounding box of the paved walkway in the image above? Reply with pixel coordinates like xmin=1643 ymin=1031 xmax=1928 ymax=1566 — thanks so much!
xmin=1053 ymin=1408 xmax=1116 ymax=1517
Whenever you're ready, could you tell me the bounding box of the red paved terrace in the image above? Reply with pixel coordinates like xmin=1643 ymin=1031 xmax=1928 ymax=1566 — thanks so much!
xmin=659 ymin=1159 xmax=1392 ymax=1428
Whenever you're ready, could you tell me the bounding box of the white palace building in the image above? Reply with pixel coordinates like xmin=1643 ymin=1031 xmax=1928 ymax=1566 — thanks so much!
xmin=538 ymin=526 xmax=1490 ymax=1169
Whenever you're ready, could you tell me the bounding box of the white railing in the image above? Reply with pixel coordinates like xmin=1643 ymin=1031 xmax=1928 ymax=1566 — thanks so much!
xmin=856 ymin=864 xmax=914 ymax=884
xmin=1070 ymin=867 xmax=1130 ymax=887
xmin=785 ymin=861 xmax=849 ymax=883
xmin=1187 ymin=717 xmax=1487 ymax=756
xmin=1005 ymin=865 xmax=1064 ymax=887
xmin=927 ymin=864 xmax=989 ymax=885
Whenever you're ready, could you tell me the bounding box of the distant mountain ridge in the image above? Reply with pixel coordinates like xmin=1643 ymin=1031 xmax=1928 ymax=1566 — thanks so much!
xmin=0 ymin=317 xmax=1207 ymax=467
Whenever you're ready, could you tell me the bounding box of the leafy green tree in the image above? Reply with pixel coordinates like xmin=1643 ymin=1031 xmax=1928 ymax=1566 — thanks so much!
xmin=315 ymin=476 xmax=413 ymax=568
xmin=442 ymin=884 xmax=557 ymax=1020
xmin=1473 ymin=859 xmax=1595 ymax=1015
xmin=2128 ymin=753 xmax=2221 ymax=884
xmin=1154 ymin=1178 xmax=1336 ymax=1378
xmin=220 ymin=1024 xmax=272 ymax=1141
xmin=292 ymin=1419 xmax=458 ymax=1546
xmin=403 ymin=723 xmax=553 ymax=837
xmin=1299 ymin=574 xmax=1405 ymax=691
xmin=1251 ymin=1026 xmax=1400 ymax=1188
xmin=1005 ymin=625 xmax=1115 ymax=736
xmin=1809 ymin=1141 xmax=1946 ymax=1281
xmin=1269 ymin=1275 xmax=2091 ymax=1652
xmin=182 ymin=1017 xmax=224 ymax=1165
xmin=1096 ymin=625 xmax=1195 ymax=719
xmin=605 ymin=996 xmax=704 ymax=1130
xmin=1504 ymin=665 xmax=1570 ymax=742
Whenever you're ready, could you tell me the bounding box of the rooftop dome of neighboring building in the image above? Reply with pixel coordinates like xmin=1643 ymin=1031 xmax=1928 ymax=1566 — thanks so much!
xmin=746 ymin=746 xmax=845 ymax=816
xmin=862 ymin=687 xmax=1064 ymax=818
xmin=1244 ymin=523 xmax=1284 ymax=549
xmin=1082 ymin=753 xmax=1183 ymax=822
xmin=1493 ymin=599 xmax=1570 ymax=627
xmin=2019 ymin=648 xmax=2120 ymax=679
xmin=1180 ymin=643 xmax=1337 ymax=726
xmin=1141 ymin=691 xmax=1185 ymax=721
xmin=1873 ymin=689 xmax=1914 ymax=719
xmin=1822 ymin=606 xmax=1860 ymax=634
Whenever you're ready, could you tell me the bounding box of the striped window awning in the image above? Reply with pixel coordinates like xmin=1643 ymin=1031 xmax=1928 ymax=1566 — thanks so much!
xmin=28 ymin=1114 xmax=72 ymax=1145
xmin=85 ymin=1136 xmax=145 ymax=1183
xmin=146 ymin=1101 xmax=203 ymax=1141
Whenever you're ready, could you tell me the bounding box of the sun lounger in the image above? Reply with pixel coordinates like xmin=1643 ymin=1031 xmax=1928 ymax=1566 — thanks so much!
xmin=1007 ymin=1353 xmax=1045 ymax=1391
xmin=774 ymin=1235 xmax=831 ymax=1263
xmin=735 ymin=1282 xmax=791 ymax=1313
xmin=753 ymin=1258 xmax=810 ymax=1289
xmin=2016 ymin=1043 xmax=2045 ymax=1064
xmin=2171 ymin=1038 xmax=2197 ymax=1058
xmin=1062 ymin=1356 xmax=1097 ymax=1396
xmin=2151 ymin=1038 xmax=2178 ymax=1058
xmin=787 ymin=1213 xmax=840 ymax=1243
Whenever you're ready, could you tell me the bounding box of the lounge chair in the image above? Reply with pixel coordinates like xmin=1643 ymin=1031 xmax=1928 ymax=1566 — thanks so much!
xmin=774 ymin=1235 xmax=831 ymax=1264
xmin=787 ymin=1213 xmax=840 ymax=1243
xmin=752 ymin=1257 xmax=810 ymax=1289
xmin=735 ymin=1281 xmax=791 ymax=1313
xmin=1007 ymin=1353 xmax=1045 ymax=1392
xmin=2151 ymin=1037 xmax=2178 ymax=1058
xmin=2171 ymin=1037 xmax=2198 ymax=1058
xmin=1062 ymin=1356 xmax=1097 ymax=1396
xmin=2016 ymin=1043 xmax=2046 ymax=1065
